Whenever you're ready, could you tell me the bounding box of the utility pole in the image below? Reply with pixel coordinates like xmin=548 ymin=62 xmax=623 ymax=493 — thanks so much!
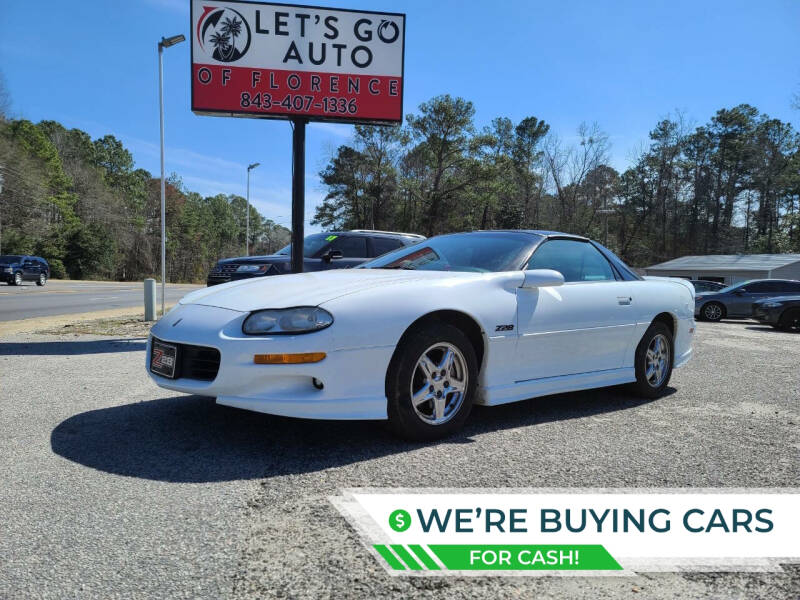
xmin=246 ymin=162 xmax=260 ymax=256
xmin=597 ymin=194 xmax=614 ymax=248
xmin=157 ymin=33 xmax=185 ymax=316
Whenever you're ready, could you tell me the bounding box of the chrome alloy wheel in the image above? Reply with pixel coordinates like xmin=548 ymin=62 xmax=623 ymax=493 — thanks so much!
xmin=645 ymin=333 xmax=670 ymax=388
xmin=410 ymin=342 xmax=468 ymax=425
xmin=703 ymin=303 xmax=722 ymax=320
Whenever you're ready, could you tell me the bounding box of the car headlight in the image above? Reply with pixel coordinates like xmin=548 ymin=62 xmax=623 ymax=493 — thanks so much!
xmin=236 ymin=264 xmax=268 ymax=273
xmin=762 ymin=301 xmax=783 ymax=308
xmin=242 ymin=307 xmax=333 ymax=335
xmin=3 ymin=267 xmax=12 ymax=273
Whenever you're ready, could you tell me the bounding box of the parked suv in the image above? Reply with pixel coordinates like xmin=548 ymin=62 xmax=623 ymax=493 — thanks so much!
xmin=0 ymin=255 xmax=50 ymax=286
xmin=207 ymin=230 xmax=425 ymax=286
xmin=695 ymin=279 xmax=800 ymax=321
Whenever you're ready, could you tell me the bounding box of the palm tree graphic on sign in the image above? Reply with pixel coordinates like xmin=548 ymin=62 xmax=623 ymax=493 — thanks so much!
xmin=220 ymin=17 xmax=243 ymax=61
xmin=209 ymin=31 xmax=230 ymax=59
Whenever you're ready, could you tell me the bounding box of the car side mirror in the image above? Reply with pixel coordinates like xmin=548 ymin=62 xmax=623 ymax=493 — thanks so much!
xmin=323 ymin=249 xmax=343 ymax=263
xmin=734 ymin=289 xmax=745 ymax=295
xmin=521 ymin=269 xmax=565 ymax=289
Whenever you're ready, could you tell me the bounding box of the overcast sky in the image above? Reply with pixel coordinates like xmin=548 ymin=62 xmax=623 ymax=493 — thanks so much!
xmin=2 ymin=0 xmax=799 ymax=232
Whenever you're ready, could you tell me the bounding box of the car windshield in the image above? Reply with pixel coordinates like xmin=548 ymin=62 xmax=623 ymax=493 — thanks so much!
xmin=0 ymin=255 xmax=22 ymax=264
xmin=361 ymin=232 xmax=540 ymax=273
xmin=276 ymin=233 xmax=339 ymax=258
xmin=717 ymin=281 xmax=751 ymax=294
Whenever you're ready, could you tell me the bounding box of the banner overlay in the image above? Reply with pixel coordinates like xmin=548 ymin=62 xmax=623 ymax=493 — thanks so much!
xmin=330 ymin=488 xmax=800 ymax=576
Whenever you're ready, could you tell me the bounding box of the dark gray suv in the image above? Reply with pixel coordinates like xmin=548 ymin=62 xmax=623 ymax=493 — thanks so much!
xmin=207 ymin=230 xmax=424 ymax=286
xmin=0 ymin=255 xmax=50 ymax=286
xmin=694 ymin=279 xmax=800 ymax=321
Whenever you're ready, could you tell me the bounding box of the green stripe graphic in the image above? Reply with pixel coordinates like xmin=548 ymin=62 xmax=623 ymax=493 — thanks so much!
xmin=427 ymin=544 xmax=622 ymax=571
xmin=390 ymin=544 xmax=424 ymax=570
xmin=408 ymin=544 xmax=441 ymax=570
xmin=374 ymin=545 xmax=405 ymax=570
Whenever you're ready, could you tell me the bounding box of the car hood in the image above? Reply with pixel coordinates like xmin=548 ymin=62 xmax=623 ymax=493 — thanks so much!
xmin=217 ymin=254 xmax=291 ymax=265
xmin=233 ymin=254 xmax=291 ymax=264
xmin=695 ymin=291 xmax=723 ymax=301
xmin=180 ymin=269 xmax=467 ymax=312
xmin=753 ymin=295 xmax=800 ymax=305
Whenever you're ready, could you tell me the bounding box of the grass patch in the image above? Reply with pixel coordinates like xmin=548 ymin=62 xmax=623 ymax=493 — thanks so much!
xmin=37 ymin=316 xmax=154 ymax=338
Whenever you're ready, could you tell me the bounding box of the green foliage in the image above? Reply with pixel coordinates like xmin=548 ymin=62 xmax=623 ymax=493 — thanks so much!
xmin=0 ymin=118 xmax=288 ymax=281
xmin=315 ymin=99 xmax=800 ymax=266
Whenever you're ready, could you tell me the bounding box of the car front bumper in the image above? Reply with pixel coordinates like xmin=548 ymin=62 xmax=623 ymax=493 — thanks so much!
xmin=146 ymin=303 xmax=393 ymax=420
xmin=206 ymin=275 xmax=232 ymax=286
xmin=751 ymin=304 xmax=780 ymax=325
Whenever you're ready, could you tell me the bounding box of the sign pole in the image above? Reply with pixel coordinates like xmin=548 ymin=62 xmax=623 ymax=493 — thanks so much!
xmin=291 ymin=117 xmax=306 ymax=274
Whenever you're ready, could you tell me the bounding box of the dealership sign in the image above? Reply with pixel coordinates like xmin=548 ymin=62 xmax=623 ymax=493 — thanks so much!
xmin=190 ymin=0 xmax=405 ymax=123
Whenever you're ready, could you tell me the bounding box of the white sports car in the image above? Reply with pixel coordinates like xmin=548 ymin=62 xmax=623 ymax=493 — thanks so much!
xmin=147 ymin=231 xmax=695 ymax=439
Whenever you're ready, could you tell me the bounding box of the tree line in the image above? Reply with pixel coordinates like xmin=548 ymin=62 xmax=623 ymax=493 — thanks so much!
xmin=0 ymin=116 xmax=290 ymax=281
xmin=314 ymin=96 xmax=800 ymax=267
xmin=1 ymin=89 xmax=797 ymax=282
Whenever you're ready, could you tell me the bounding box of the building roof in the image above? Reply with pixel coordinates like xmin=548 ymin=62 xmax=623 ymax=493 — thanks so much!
xmin=647 ymin=254 xmax=800 ymax=272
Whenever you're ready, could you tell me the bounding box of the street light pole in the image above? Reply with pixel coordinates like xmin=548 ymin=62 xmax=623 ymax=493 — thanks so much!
xmin=246 ymin=162 xmax=260 ymax=256
xmin=157 ymin=34 xmax=185 ymax=317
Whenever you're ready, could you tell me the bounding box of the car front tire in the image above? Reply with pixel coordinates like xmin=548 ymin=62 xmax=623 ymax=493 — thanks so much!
xmin=37 ymin=273 xmax=47 ymax=286
xmin=776 ymin=308 xmax=800 ymax=332
xmin=629 ymin=322 xmax=674 ymax=399
xmin=701 ymin=302 xmax=724 ymax=322
xmin=386 ymin=321 xmax=477 ymax=441
xmin=12 ymin=272 xmax=22 ymax=286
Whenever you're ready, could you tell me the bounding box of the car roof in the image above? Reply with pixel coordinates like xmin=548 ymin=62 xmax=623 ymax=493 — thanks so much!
xmin=473 ymin=229 xmax=589 ymax=241
xmin=347 ymin=229 xmax=426 ymax=239
xmin=737 ymin=279 xmax=799 ymax=285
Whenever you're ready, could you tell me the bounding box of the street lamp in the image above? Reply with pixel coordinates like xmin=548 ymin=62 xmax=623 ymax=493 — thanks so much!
xmin=157 ymin=33 xmax=185 ymax=317
xmin=246 ymin=162 xmax=260 ymax=256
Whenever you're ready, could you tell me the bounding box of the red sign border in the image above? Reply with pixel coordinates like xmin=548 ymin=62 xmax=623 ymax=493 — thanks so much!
xmin=190 ymin=0 xmax=406 ymax=125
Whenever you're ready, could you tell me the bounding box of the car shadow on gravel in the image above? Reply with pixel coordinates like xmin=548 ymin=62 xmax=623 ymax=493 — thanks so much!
xmin=745 ymin=325 xmax=797 ymax=334
xmin=0 ymin=338 xmax=147 ymax=355
xmin=51 ymin=387 xmax=670 ymax=483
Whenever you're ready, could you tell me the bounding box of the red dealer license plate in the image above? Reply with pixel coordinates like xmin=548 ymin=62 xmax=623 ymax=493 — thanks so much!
xmin=151 ymin=339 xmax=178 ymax=379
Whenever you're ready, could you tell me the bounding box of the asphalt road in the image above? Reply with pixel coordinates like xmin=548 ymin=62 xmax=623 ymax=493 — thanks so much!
xmin=0 ymin=280 xmax=202 ymax=321
xmin=0 ymin=321 xmax=797 ymax=599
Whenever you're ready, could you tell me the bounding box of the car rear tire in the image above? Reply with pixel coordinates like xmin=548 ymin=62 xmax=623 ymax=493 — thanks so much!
xmin=36 ymin=273 xmax=47 ymax=286
xmin=12 ymin=272 xmax=22 ymax=286
xmin=386 ymin=321 xmax=477 ymax=441
xmin=701 ymin=302 xmax=724 ymax=322
xmin=629 ymin=322 xmax=674 ymax=399
xmin=777 ymin=308 xmax=800 ymax=332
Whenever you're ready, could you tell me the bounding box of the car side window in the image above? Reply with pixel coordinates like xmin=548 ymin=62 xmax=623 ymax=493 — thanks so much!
xmin=526 ymin=239 xmax=616 ymax=282
xmin=745 ymin=282 xmax=769 ymax=293
xmin=771 ymin=281 xmax=796 ymax=293
xmin=328 ymin=236 xmax=368 ymax=258
xmin=789 ymin=282 xmax=800 ymax=293
xmin=371 ymin=237 xmax=403 ymax=257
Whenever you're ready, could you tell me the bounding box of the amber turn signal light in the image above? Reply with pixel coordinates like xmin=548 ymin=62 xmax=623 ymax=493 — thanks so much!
xmin=254 ymin=352 xmax=326 ymax=364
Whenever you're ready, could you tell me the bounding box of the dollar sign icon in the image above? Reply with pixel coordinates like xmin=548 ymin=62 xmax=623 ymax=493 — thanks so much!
xmin=389 ymin=509 xmax=411 ymax=532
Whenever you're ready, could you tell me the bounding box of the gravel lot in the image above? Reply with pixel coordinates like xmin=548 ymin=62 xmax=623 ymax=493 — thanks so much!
xmin=0 ymin=321 xmax=797 ymax=599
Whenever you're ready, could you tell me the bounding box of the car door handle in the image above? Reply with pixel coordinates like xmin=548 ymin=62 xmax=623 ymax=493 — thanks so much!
xmin=617 ymin=296 xmax=632 ymax=305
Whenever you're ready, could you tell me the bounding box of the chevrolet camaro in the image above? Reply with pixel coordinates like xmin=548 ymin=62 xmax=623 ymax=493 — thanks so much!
xmin=147 ymin=230 xmax=695 ymax=439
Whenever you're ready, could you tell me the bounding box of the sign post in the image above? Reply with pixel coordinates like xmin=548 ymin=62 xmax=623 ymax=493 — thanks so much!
xmin=190 ymin=1 xmax=406 ymax=272
xmin=291 ymin=117 xmax=306 ymax=273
